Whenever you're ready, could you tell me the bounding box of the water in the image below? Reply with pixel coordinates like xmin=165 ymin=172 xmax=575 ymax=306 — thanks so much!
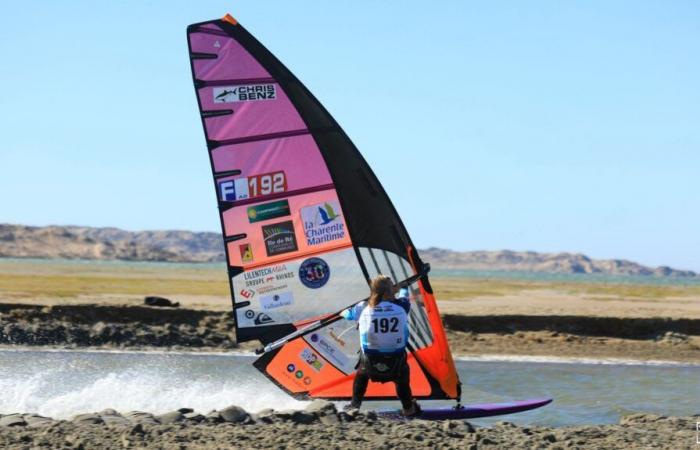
xmin=431 ymin=268 xmax=700 ymax=286
xmin=1 ymin=349 xmax=697 ymax=426
xmin=2 ymin=257 xmax=698 ymax=286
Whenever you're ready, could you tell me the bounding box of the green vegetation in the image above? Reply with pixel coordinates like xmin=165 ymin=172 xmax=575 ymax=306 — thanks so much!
xmin=1 ymin=259 xmax=699 ymax=302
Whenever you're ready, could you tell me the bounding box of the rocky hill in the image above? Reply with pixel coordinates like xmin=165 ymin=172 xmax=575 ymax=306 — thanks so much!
xmin=420 ymin=248 xmax=697 ymax=277
xmin=0 ymin=224 xmax=696 ymax=277
xmin=0 ymin=224 xmax=223 ymax=263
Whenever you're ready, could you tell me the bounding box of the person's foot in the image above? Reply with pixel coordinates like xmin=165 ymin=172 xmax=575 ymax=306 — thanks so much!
xmin=401 ymin=400 xmax=421 ymax=417
xmin=343 ymin=403 xmax=360 ymax=412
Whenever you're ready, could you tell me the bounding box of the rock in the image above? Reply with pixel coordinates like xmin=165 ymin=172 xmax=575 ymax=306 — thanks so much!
xmin=273 ymin=410 xmax=296 ymax=421
xmin=177 ymin=407 xmax=194 ymax=414
xmin=123 ymin=411 xmax=159 ymax=425
xmin=97 ymin=408 xmax=120 ymax=417
xmin=0 ymin=414 xmax=27 ymax=427
xmin=242 ymin=415 xmax=256 ymax=425
xmin=205 ymin=411 xmax=223 ymax=423
xmin=129 ymin=423 xmax=145 ymax=435
xmin=144 ymin=296 xmax=179 ymax=308
xmin=251 ymin=409 xmax=275 ymax=423
xmin=219 ymin=405 xmax=248 ymax=423
xmin=319 ymin=414 xmax=340 ymax=425
xmin=462 ymin=422 xmax=476 ymax=433
xmin=442 ymin=420 xmax=457 ymax=432
xmin=256 ymin=408 xmax=274 ymax=417
xmin=291 ymin=411 xmax=316 ymax=424
xmin=102 ymin=416 xmax=132 ymax=427
xmin=22 ymin=415 xmax=54 ymax=428
xmin=183 ymin=412 xmax=205 ymax=422
xmin=155 ymin=411 xmax=184 ymax=424
xmin=304 ymin=399 xmax=337 ymax=416
xmin=71 ymin=413 xmax=104 ymax=425
xmin=656 ymin=331 xmax=689 ymax=345
xmin=338 ymin=410 xmax=358 ymax=422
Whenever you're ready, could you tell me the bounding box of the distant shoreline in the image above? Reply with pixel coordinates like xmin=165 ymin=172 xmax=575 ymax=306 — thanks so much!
xmin=2 ymin=256 xmax=699 ymax=286
xmin=1 ymin=223 xmax=697 ymax=277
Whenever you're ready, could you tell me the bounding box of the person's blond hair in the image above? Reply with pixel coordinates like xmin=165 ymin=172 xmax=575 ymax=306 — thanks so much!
xmin=368 ymin=275 xmax=394 ymax=307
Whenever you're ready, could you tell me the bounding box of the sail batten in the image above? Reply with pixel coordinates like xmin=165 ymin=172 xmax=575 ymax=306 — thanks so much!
xmin=187 ymin=14 xmax=460 ymax=401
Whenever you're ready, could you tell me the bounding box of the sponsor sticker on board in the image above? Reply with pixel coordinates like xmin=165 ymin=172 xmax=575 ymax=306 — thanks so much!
xmin=308 ymin=330 xmax=353 ymax=372
xmin=213 ymin=84 xmax=276 ymax=103
xmin=262 ymin=221 xmax=298 ymax=256
xmin=247 ymin=200 xmax=290 ymax=223
xmin=301 ymin=201 xmax=345 ymax=246
xmin=300 ymin=348 xmax=324 ymax=372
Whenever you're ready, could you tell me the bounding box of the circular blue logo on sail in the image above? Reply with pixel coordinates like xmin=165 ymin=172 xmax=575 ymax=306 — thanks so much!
xmin=299 ymin=258 xmax=330 ymax=289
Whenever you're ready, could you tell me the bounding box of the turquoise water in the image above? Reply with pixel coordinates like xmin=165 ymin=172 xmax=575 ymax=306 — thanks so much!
xmin=431 ymin=268 xmax=700 ymax=286
xmin=2 ymin=257 xmax=698 ymax=286
xmin=1 ymin=350 xmax=697 ymax=426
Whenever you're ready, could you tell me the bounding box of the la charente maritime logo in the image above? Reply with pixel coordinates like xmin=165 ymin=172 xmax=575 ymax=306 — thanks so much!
xmin=301 ymin=201 xmax=345 ymax=246
xmin=317 ymin=203 xmax=340 ymax=225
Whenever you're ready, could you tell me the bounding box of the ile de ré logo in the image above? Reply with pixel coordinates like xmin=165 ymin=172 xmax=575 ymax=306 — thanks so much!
xmin=213 ymin=84 xmax=276 ymax=103
xmin=300 ymin=201 xmax=345 ymax=246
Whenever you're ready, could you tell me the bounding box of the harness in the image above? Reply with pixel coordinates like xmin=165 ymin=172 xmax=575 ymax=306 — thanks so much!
xmin=360 ymin=351 xmax=407 ymax=382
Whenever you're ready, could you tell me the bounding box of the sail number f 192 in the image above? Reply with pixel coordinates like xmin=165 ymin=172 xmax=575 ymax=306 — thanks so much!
xmin=219 ymin=171 xmax=287 ymax=202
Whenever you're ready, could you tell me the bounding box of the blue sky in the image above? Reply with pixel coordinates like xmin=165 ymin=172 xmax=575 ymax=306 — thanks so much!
xmin=1 ymin=2 xmax=698 ymax=270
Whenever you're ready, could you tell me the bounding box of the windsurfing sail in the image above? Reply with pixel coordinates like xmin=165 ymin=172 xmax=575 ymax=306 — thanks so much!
xmin=186 ymin=14 xmax=460 ymax=401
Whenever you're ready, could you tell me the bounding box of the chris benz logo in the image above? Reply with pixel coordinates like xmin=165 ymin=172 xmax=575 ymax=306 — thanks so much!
xmin=213 ymin=84 xmax=276 ymax=103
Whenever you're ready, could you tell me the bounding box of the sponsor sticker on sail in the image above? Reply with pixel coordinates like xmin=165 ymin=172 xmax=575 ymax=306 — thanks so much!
xmin=248 ymin=200 xmax=290 ymax=223
xmin=213 ymin=84 xmax=276 ymax=103
xmin=239 ymin=243 xmax=254 ymax=264
xmin=301 ymin=201 xmax=345 ymax=246
xmin=260 ymin=291 xmax=294 ymax=311
xmin=262 ymin=221 xmax=298 ymax=256
xmin=218 ymin=172 xmax=287 ymax=203
xmin=219 ymin=178 xmax=250 ymax=202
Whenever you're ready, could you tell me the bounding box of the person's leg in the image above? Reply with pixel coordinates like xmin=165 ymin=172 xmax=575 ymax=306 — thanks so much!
xmin=350 ymin=357 xmax=370 ymax=408
xmin=394 ymin=358 xmax=414 ymax=411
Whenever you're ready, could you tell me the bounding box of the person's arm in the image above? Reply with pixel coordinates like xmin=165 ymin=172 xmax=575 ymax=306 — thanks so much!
xmin=340 ymin=307 xmax=353 ymax=320
xmin=340 ymin=302 xmax=364 ymax=321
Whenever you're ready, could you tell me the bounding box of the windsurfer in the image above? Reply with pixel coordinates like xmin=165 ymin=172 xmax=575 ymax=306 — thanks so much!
xmin=340 ymin=275 xmax=420 ymax=417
